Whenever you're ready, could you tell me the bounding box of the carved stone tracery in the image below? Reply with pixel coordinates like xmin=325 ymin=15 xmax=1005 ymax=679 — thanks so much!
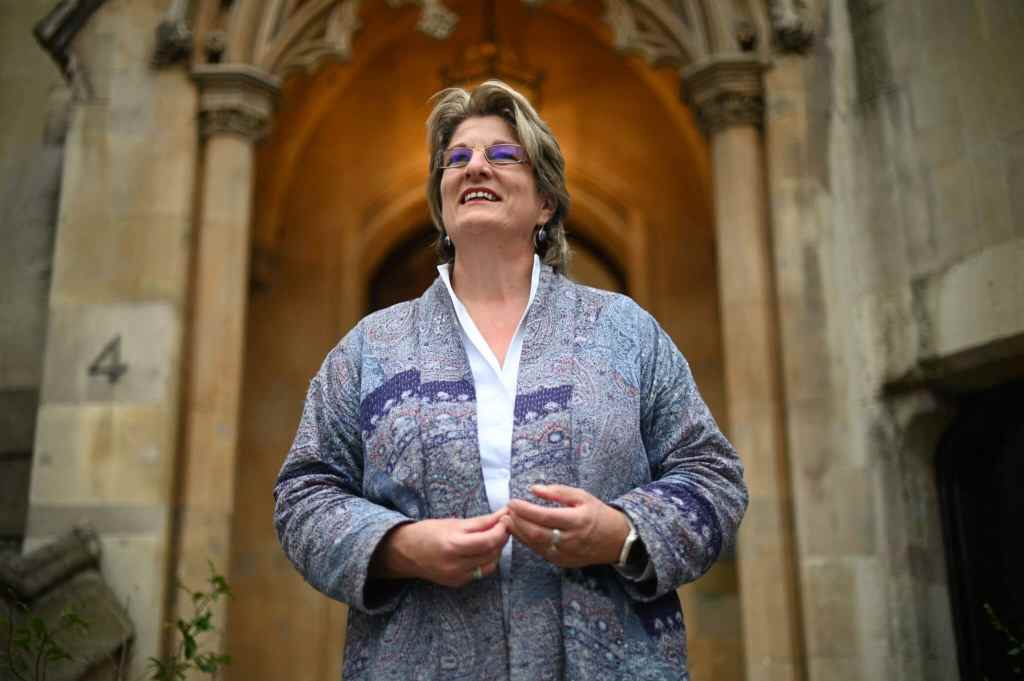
xmin=603 ymin=0 xmax=706 ymax=67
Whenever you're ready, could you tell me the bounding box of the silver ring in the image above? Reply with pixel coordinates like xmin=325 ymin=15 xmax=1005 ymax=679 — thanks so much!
xmin=472 ymin=566 xmax=483 ymax=580
xmin=549 ymin=528 xmax=561 ymax=552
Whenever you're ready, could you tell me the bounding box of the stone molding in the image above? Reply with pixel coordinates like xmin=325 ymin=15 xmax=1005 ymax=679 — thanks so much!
xmin=33 ymin=0 xmax=108 ymax=77
xmin=681 ymin=55 xmax=767 ymax=136
xmin=192 ymin=64 xmax=281 ymax=141
xmin=769 ymin=0 xmax=814 ymax=53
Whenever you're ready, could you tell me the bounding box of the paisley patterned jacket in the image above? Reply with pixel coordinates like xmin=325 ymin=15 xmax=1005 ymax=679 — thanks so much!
xmin=273 ymin=266 xmax=748 ymax=681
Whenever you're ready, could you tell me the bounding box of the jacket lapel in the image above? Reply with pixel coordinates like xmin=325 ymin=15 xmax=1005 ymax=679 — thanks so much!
xmin=506 ymin=267 xmax=578 ymax=680
xmin=414 ymin=279 xmax=491 ymax=520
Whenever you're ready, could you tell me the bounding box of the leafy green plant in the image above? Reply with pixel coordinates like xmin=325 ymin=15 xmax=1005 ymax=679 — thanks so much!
xmin=148 ymin=563 xmax=232 ymax=681
xmin=0 ymin=591 xmax=89 ymax=681
xmin=984 ymin=603 xmax=1023 ymax=678
xmin=1 ymin=563 xmax=232 ymax=681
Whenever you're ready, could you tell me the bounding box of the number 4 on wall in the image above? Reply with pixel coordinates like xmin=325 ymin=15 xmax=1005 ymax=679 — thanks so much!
xmin=88 ymin=335 xmax=129 ymax=384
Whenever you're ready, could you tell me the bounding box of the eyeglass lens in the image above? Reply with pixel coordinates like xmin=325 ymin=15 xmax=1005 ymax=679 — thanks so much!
xmin=441 ymin=144 xmax=526 ymax=168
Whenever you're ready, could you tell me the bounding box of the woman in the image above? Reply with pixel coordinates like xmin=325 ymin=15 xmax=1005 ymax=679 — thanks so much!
xmin=274 ymin=80 xmax=747 ymax=681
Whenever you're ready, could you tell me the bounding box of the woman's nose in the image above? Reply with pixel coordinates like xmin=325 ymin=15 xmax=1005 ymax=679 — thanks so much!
xmin=463 ymin=149 xmax=492 ymax=176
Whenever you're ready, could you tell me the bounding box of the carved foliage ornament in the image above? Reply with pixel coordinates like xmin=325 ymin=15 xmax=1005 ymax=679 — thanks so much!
xmin=199 ymin=108 xmax=270 ymax=139
xmin=681 ymin=55 xmax=767 ymax=135
xmin=691 ymin=91 xmax=764 ymax=134
xmin=193 ymin=65 xmax=281 ymax=141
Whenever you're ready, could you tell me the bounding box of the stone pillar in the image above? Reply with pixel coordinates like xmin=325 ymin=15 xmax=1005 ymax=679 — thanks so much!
xmin=682 ymin=55 xmax=806 ymax=681
xmin=174 ymin=64 xmax=278 ymax=655
xmin=24 ymin=1 xmax=200 ymax=679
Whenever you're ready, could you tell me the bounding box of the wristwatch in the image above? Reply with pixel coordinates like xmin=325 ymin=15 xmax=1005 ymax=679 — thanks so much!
xmin=615 ymin=514 xmax=640 ymax=569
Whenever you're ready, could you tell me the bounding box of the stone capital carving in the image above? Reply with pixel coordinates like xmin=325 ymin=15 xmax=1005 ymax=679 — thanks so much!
xmin=681 ymin=55 xmax=767 ymax=136
xmin=192 ymin=64 xmax=281 ymax=141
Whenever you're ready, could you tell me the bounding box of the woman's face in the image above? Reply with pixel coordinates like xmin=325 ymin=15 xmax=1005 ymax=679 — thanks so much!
xmin=440 ymin=115 xmax=553 ymax=251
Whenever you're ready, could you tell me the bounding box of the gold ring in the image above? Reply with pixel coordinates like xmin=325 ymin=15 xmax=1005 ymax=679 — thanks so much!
xmin=549 ymin=528 xmax=561 ymax=552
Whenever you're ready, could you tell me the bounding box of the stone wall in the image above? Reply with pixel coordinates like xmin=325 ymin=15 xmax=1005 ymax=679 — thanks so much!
xmin=20 ymin=1 xmax=200 ymax=678
xmin=766 ymin=0 xmax=1024 ymax=678
xmin=0 ymin=0 xmax=67 ymax=548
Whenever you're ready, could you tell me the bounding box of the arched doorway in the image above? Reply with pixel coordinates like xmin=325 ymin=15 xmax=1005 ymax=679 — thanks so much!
xmin=232 ymin=2 xmax=732 ymax=679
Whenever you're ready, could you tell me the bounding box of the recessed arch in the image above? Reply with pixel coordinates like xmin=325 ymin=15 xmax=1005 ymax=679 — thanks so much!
xmin=252 ymin=0 xmax=713 ymax=260
xmin=235 ymin=3 xmax=731 ymax=680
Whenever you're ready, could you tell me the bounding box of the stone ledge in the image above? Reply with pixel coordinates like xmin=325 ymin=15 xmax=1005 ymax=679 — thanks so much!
xmin=888 ymin=237 xmax=1024 ymax=393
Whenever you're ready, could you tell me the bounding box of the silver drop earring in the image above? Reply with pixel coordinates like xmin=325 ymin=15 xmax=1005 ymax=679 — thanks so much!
xmin=534 ymin=227 xmax=547 ymax=249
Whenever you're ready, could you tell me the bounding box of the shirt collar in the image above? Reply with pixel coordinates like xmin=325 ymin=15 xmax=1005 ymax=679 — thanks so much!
xmin=437 ymin=254 xmax=541 ymax=314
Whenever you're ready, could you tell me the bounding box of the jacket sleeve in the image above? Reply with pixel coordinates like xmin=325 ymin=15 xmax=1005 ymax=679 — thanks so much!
xmin=611 ymin=301 xmax=748 ymax=601
xmin=273 ymin=327 xmax=413 ymax=614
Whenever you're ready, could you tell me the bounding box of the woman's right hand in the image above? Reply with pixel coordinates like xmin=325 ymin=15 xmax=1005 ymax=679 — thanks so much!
xmin=369 ymin=508 xmax=511 ymax=587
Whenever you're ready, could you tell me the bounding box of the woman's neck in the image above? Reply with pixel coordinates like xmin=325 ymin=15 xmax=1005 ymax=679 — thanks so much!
xmin=450 ymin=245 xmax=534 ymax=309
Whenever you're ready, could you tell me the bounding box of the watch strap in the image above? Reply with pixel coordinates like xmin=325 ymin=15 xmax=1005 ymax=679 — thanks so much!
xmin=615 ymin=514 xmax=639 ymax=568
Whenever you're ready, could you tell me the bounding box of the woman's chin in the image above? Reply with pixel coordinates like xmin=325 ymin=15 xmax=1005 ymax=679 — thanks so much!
xmin=452 ymin=221 xmax=526 ymax=242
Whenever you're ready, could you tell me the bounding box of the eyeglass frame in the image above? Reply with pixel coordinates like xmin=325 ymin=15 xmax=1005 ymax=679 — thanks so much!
xmin=437 ymin=143 xmax=530 ymax=170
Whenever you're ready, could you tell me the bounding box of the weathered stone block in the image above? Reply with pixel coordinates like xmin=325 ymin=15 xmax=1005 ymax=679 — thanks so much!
xmin=30 ymin=404 xmax=174 ymax=506
xmin=802 ymin=560 xmax=859 ymax=657
xmin=40 ymin=302 xmax=179 ymax=406
xmin=912 ymin=236 xmax=1024 ymax=367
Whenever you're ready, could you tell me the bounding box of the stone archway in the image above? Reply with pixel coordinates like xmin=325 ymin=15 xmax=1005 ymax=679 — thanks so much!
xmin=228 ymin=5 xmax=735 ymax=678
xmin=177 ymin=2 xmax=814 ymax=680
xmin=22 ymin=1 xmax=818 ymax=680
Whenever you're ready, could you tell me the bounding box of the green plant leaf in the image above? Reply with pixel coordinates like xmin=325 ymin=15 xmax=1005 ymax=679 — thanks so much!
xmin=193 ymin=611 xmax=213 ymax=632
xmin=194 ymin=653 xmax=216 ymax=673
xmin=30 ymin=617 xmax=47 ymax=638
xmin=183 ymin=633 xmax=197 ymax=660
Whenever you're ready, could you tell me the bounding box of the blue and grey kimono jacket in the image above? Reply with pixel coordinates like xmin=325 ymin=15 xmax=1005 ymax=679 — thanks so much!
xmin=274 ymin=266 xmax=748 ymax=681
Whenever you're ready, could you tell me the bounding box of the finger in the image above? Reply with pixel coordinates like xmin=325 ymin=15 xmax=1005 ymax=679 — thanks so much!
xmin=507 ymin=499 xmax=581 ymax=530
xmin=452 ymin=518 xmax=511 ymax=557
xmin=531 ymin=484 xmax=590 ymax=506
xmin=460 ymin=559 xmax=499 ymax=586
xmin=461 ymin=508 xmax=508 ymax=533
xmin=504 ymin=513 xmax=562 ymax=555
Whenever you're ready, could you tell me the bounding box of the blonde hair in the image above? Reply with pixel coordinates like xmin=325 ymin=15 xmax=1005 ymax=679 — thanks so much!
xmin=425 ymin=80 xmax=571 ymax=272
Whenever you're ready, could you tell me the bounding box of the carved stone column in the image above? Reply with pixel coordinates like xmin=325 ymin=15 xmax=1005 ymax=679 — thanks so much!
xmin=174 ymin=64 xmax=278 ymax=655
xmin=682 ymin=55 xmax=806 ymax=681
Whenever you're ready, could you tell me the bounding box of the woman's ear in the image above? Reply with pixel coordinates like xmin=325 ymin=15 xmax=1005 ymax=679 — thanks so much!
xmin=538 ymin=195 xmax=556 ymax=226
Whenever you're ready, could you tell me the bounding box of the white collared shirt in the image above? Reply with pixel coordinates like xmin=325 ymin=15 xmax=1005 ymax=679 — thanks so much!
xmin=437 ymin=255 xmax=540 ymax=578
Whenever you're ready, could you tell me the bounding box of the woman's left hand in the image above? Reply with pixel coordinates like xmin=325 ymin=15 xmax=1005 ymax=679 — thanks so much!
xmin=503 ymin=484 xmax=631 ymax=568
